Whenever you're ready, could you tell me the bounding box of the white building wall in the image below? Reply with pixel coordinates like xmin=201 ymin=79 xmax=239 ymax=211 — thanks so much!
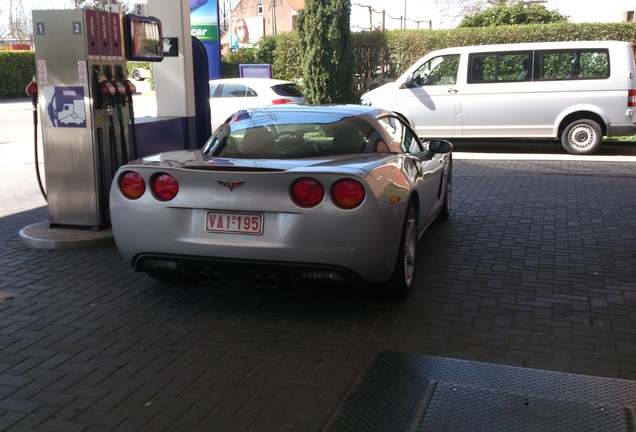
xmin=544 ymin=0 xmax=635 ymax=23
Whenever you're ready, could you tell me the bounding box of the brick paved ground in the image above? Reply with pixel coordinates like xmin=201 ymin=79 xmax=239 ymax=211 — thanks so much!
xmin=1 ymin=114 xmax=636 ymax=431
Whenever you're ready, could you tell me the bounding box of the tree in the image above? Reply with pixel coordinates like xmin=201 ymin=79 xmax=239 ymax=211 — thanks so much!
xmin=218 ymin=0 xmax=239 ymax=36
xmin=434 ymin=0 xmax=511 ymax=23
xmin=5 ymin=0 xmax=32 ymax=43
xmin=297 ymin=0 xmax=354 ymax=104
xmin=0 ymin=5 xmax=10 ymax=42
xmin=458 ymin=3 xmax=569 ymax=27
xmin=70 ymin=0 xmax=131 ymax=12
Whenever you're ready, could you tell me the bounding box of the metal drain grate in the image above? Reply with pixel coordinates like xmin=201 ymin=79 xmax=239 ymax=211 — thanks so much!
xmin=327 ymin=352 xmax=636 ymax=432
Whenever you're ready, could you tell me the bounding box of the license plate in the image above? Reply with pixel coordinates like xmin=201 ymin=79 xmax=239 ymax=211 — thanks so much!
xmin=205 ymin=211 xmax=263 ymax=235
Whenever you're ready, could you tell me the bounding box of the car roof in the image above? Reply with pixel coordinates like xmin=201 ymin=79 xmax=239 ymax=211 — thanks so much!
xmin=233 ymin=104 xmax=390 ymax=122
xmin=208 ymin=78 xmax=296 ymax=86
xmin=254 ymin=103 xmax=383 ymax=115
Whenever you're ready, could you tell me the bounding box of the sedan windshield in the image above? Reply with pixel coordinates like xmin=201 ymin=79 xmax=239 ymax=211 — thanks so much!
xmin=203 ymin=113 xmax=392 ymax=159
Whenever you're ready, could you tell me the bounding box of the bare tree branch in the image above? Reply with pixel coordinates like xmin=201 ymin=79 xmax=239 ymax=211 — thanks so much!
xmin=219 ymin=0 xmax=239 ymax=36
xmin=0 ymin=4 xmax=10 ymax=41
xmin=434 ymin=0 xmax=517 ymax=23
xmin=8 ymin=0 xmax=32 ymax=43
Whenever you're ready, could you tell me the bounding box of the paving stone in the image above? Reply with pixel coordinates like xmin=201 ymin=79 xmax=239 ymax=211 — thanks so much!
xmin=1 ymin=132 xmax=636 ymax=430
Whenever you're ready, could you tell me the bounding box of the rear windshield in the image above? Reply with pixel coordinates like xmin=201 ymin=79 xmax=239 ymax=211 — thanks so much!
xmin=203 ymin=114 xmax=389 ymax=159
xmin=271 ymin=84 xmax=304 ymax=98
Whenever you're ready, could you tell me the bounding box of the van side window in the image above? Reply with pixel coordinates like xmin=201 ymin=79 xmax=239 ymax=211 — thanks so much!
xmin=469 ymin=52 xmax=532 ymax=83
xmin=536 ymin=50 xmax=609 ymax=80
xmin=412 ymin=54 xmax=460 ymax=86
xmin=468 ymin=49 xmax=610 ymax=83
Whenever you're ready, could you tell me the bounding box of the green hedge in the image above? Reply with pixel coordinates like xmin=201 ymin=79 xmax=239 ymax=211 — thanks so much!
xmin=0 ymin=50 xmax=36 ymax=98
xmin=349 ymin=22 xmax=636 ymax=95
xmin=221 ymin=21 xmax=636 ymax=99
xmin=5 ymin=21 xmax=636 ymax=99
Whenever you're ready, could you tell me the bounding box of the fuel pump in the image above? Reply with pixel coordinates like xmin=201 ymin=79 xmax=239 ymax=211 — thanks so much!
xmin=32 ymin=8 xmax=162 ymax=229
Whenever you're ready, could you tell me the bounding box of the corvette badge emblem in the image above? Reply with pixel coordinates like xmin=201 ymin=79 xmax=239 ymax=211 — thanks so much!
xmin=217 ymin=180 xmax=245 ymax=191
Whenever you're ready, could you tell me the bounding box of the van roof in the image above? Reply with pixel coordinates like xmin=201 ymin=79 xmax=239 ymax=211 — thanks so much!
xmin=427 ymin=40 xmax=632 ymax=56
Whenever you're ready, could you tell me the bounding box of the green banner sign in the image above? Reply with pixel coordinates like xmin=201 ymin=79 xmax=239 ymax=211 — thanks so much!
xmin=191 ymin=24 xmax=217 ymax=42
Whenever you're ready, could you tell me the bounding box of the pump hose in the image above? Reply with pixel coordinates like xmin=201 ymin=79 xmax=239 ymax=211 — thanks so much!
xmin=32 ymin=101 xmax=47 ymax=201
xmin=117 ymin=105 xmax=128 ymax=165
xmin=108 ymin=114 xmax=118 ymax=176
xmin=128 ymin=103 xmax=138 ymax=159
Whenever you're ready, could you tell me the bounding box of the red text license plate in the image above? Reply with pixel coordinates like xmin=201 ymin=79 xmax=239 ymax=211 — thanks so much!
xmin=205 ymin=211 xmax=263 ymax=235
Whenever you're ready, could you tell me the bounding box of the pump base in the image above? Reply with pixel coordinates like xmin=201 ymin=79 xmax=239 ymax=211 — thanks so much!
xmin=19 ymin=221 xmax=114 ymax=250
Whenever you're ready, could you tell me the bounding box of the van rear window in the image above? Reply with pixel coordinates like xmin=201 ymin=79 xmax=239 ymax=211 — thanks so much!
xmin=536 ymin=49 xmax=609 ymax=80
xmin=468 ymin=48 xmax=610 ymax=83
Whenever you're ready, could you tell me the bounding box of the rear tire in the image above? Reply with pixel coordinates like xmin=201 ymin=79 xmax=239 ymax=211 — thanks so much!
xmin=561 ymin=119 xmax=602 ymax=155
xmin=438 ymin=158 xmax=452 ymax=221
xmin=381 ymin=202 xmax=418 ymax=299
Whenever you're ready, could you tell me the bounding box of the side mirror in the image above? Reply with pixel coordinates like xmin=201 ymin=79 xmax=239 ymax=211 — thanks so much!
xmin=425 ymin=139 xmax=453 ymax=154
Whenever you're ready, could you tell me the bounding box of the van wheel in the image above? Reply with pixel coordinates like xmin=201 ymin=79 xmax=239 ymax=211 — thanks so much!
xmin=561 ymin=119 xmax=602 ymax=155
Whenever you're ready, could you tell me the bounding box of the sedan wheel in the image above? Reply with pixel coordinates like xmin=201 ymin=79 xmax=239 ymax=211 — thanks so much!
xmin=382 ymin=202 xmax=417 ymax=299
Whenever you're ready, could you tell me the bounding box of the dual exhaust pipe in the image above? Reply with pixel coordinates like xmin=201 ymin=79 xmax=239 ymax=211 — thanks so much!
xmin=251 ymin=271 xmax=282 ymax=290
xmin=196 ymin=266 xmax=228 ymax=285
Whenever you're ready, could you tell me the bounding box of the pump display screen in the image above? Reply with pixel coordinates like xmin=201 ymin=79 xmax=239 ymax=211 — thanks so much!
xmin=124 ymin=15 xmax=164 ymax=62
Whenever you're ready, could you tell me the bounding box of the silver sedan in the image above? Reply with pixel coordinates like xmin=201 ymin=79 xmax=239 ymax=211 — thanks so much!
xmin=109 ymin=104 xmax=452 ymax=298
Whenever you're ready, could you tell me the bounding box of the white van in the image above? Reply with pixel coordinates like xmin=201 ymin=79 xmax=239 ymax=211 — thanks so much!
xmin=360 ymin=40 xmax=636 ymax=154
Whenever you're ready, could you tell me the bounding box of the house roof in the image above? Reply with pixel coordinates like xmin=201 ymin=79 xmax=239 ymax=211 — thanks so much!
xmin=283 ymin=0 xmax=305 ymax=12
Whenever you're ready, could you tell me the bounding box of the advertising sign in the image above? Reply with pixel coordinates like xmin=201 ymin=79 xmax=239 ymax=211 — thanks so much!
xmin=230 ymin=16 xmax=264 ymax=47
xmin=190 ymin=0 xmax=222 ymax=79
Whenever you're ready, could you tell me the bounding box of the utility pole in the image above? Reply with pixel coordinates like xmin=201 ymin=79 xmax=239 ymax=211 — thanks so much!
xmin=270 ymin=0 xmax=277 ymax=35
xmin=403 ymin=0 xmax=407 ymax=29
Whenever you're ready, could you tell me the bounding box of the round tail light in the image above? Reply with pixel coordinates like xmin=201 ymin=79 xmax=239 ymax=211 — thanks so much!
xmin=152 ymin=173 xmax=179 ymax=201
xmin=332 ymin=179 xmax=365 ymax=209
xmin=119 ymin=171 xmax=146 ymax=199
xmin=291 ymin=178 xmax=324 ymax=207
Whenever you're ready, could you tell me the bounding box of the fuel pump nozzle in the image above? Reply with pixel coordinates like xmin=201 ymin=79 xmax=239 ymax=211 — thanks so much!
xmin=98 ymin=74 xmax=116 ymax=109
xmin=122 ymin=79 xmax=138 ymax=159
xmin=112 ymin=79 xmax=129 ymax=164
xmin=25 ymin=76 xmax=47 ymax=201
xmin=25 ymin=76 xmax=38 ymax=105
xmin=98 ymin=73 xmax=119 ymax=173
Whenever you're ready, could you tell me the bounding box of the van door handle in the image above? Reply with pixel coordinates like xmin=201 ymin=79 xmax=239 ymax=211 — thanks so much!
xmin=447 ymin=88 xmax=458 ymax=94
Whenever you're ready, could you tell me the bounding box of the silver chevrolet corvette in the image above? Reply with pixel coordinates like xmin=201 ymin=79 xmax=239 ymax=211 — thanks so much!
xmin=110 ymin=104 xmax=452 ymax=298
